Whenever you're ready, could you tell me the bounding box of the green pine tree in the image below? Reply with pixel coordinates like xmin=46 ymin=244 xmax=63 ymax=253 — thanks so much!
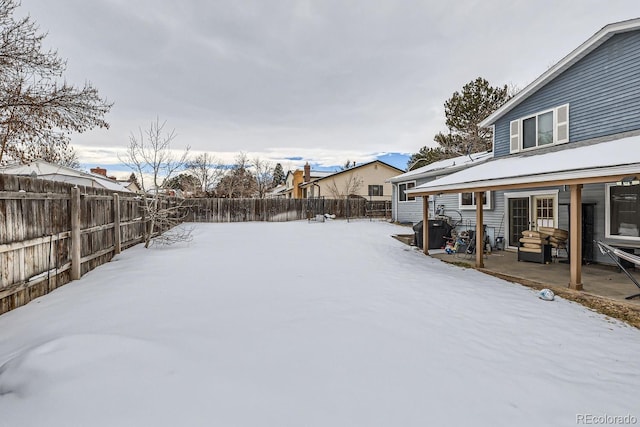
xmin=272 ymin=163 xmax=285 ymax=187
xmin=407 ymin=77 xmax=512 ymax=170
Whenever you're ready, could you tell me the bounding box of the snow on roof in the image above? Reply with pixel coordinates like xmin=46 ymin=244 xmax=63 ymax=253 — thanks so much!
xmin=269 ymin=184 xmax=288 ymax=195
xmin=407 ymin=134 xmax=640 ymax=195
xmin=309 ymin=171 xmax=333 ymax=179
xmin=0 ymin=160 xmax=132 ymax=193
xmin=304 ymin=160 xmax=404 ymax=186
xmin=480 ymin=18 xmax=640 ymax=127
xmin=387 ymin=151 xmax=492 ymax=183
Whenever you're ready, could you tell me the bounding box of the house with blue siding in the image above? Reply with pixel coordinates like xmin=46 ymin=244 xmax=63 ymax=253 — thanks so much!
xmin=388 ymin=151 xmax=503 ymax=244
xmin=407 ymin=18 xmax=640 ymax=291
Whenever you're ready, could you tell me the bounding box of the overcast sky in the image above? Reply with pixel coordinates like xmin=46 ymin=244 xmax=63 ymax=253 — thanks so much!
xmin=19 ymin=0 xmax=640 ymax=173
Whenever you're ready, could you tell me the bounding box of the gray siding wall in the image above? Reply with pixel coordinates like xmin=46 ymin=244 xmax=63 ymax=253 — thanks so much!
xmin=434 ymin=191 xmax=506 ymax=247
xmin=393 ymin=177 xmax=429 ymax=224
xmin=394 ymin=183 xmax=506 ymax=247
xmin=494 ymin=31 xmax=640 ymax=157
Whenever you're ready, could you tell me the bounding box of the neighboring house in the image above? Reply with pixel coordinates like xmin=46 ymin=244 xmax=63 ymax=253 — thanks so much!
xmin=281 ymin=164 xmax=333 ymax=199
xmin=266 ymin=183 xmax=288 ymax=198
xmin=90 ymin=166 xmax=143 ymax=193
xmin=0 ymin=160 xmax=133 ymax=193
xmin=408 ymin=18 xmax=640 ymax=291
xmin=387 ymin=151 xmax=493 ymax=227
xmin=117 ymin=179 xmax=142 ymax=193
xmin=300 ymin=160 xmax=403 ymax=201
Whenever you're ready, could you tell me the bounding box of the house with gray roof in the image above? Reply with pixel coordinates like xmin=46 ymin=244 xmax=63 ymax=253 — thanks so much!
xmin=408 ymin=18 xmax=640 ymax=291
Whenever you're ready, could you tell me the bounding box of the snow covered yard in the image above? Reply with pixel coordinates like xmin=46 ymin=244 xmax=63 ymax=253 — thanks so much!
xmin=1 ymin=220 xmax=639 ymax=427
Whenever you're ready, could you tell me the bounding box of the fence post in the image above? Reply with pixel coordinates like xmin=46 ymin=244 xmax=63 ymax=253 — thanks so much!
xmin=113 ymin=193 xmax=121 ymax=254
xmin=141 ymin=200 xmax=147 ymax=243
xmin=70 ymin=187 xmax=82 ymax=280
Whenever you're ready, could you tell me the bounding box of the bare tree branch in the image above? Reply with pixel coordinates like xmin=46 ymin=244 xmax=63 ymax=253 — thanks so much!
xmin=187 ymin=152 xmax=226 ymax=195
xmin=0 ymin=0 xmax=111 ymax=164
xmin=119 ymin=117 xmax=191 ymax=248
xmin=252 ymin=156 xmax=273 ymax=199
xmin=326 ymin=174 xmax=363 ymax=199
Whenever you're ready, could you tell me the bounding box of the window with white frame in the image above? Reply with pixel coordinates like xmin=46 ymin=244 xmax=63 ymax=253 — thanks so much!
xmin=398 ymin=182 xmax=416 ymax=202
xmin=459 ymin=191 xmax=491 ymax=210
xmin=606 ymin=183 xmax=640 ymax=240
xmin=510 ymin=104 xmax=569 ymax=153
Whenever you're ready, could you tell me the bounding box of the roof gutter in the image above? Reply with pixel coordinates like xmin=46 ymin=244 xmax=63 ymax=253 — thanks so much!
xmin=406 ymin=163 xmax=640 ymax=196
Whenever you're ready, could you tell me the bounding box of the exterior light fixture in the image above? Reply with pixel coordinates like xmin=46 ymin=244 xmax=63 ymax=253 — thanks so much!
xmin=615 ymin=176 xmax=640 ymax=186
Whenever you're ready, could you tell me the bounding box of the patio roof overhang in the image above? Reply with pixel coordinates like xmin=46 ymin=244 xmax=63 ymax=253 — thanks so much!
xmin=408 ymin=164 xmax=638 ymax=196
xmin=406 ymin=134 xmax=640 ymax=196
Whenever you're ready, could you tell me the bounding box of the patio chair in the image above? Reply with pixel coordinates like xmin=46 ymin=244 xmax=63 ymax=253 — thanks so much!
xmin=538 ymin=227 xmax=569 ymax=261
xmin=595 ymin=241 xmax=640 ymax=300
xmin=518 ymin=230 xmax=552 ymax=264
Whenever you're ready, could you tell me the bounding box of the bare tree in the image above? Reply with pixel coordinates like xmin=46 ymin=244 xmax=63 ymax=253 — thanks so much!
xmin=17 ymin=139 xmax=82 ymax=168
xmin=252 ymin=156 xmax=273 ymax=199
xmin=187 ymin=152 xmax=226 ymax=195
xmin=0 ymin=0 xmax=111 ymax=164
xmin=216 ymin=152 xmax=257 ymax=198
xmin=120 ymin=117 xmax=191 ymax=248
xmin=326 ymin=174 xmax=364 ymax=199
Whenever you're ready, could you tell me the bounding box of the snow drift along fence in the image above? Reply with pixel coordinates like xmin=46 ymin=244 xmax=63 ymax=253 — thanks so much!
xmin=183 ymin=198 xmax=391 ymax=222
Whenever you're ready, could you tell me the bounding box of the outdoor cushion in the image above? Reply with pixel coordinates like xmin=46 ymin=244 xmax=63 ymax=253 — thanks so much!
xmin=521 ymin=230 xmax=550 ymax=239
xmin=519 ymin=237 xmax=546 ymax=245
xmin=538 ymin=227 xmax=569 ymax=240
xmin=518 ymin=246 xmax=544 ymax=253
xmin=522 ymin=243 xmax=542 ymax=249
xmin=548 ymin=236 xmax=566 ymax=244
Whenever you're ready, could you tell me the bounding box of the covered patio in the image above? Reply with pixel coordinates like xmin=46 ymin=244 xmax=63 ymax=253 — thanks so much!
xmin=407 ymin=135 xmax=640 ymax=293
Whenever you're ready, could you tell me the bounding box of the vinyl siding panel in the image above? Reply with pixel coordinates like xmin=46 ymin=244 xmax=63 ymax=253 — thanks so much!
xmin=436 ymin=191 xmax=506 ymax=247
xmin=494 ymin=31 xmax=640 ymax=157
xmin=393 ymin=177 xmax=429 ymax=224
xmin=395 ymin=197 xmax=424 ymax=224
xmin=394 ymin=185 xmax=506 ymax=247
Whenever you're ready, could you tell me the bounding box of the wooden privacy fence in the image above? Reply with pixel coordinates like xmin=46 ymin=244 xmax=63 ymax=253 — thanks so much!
xmin=0 ymin=175 xmax=152 ymax=314
xmin=183 ymin=198 xmax=392 ymax=222
xmin=1 ymin=173 xmax=391 ymax=314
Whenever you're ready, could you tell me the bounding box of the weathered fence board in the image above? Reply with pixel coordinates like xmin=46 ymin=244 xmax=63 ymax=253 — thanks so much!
xmin=0 ymin=175 xmax=146 ymax=314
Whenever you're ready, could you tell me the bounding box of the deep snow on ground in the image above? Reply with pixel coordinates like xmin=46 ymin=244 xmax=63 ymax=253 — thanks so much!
xmin=0 ymin=220 xmax=639 ymax=427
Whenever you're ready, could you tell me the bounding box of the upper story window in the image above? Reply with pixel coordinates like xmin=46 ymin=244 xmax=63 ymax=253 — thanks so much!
xmin=398 ymin=181 xmax=416 ymax=202
xmin=510 ymin=104 xmax=569 ymax=153
xmin=459 ymin=191 xmax=492 ymax=210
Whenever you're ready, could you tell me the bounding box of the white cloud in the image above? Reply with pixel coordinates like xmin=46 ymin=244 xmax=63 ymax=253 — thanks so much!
xmin=21 ymin=0 xmax=640 ymax=169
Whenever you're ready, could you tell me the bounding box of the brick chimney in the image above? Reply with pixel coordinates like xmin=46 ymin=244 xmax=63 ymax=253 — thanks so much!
xmin=91 ymin=167 xmax=107 ymax=176
xmin=304 ymin=162 xmax=310 ymax=182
